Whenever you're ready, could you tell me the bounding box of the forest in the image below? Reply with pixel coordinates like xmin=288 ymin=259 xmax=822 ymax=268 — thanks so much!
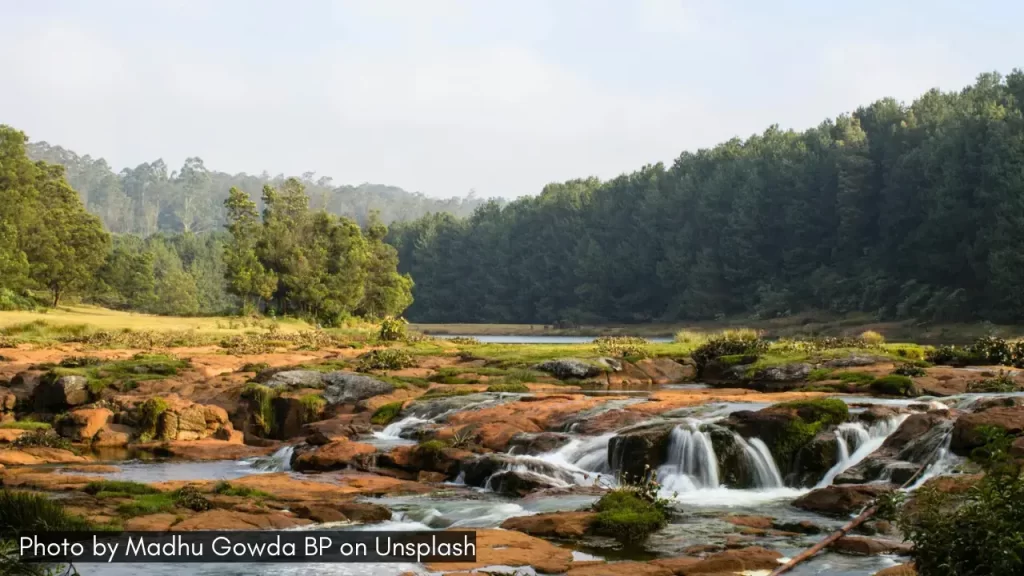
xmin=0 ymin=125 xmax=412 ymax=323
xmin=388 ymin=71 xmax=1024 ymax=325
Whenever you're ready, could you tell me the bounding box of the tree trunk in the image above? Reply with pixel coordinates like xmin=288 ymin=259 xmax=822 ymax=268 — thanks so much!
xmin=51 ymin=285 xmax=61 ymax=307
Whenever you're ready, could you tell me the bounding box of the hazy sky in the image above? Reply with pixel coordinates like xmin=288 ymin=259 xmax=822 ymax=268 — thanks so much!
xmin=3 ymin=0 xmax=1022 ymax=199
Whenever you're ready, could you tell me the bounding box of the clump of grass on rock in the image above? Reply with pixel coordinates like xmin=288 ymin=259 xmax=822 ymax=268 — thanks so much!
xmin=355 ymin=348 xmax=414 ymax=372
xmin=871 ymin=374 xmax=917 ymax=397
xmin=371 ymin=401 xmax=404 ymax=425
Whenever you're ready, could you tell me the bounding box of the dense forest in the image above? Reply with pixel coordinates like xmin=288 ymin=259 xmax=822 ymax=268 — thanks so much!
xmin=26 ymin=142 xmax=491 ymax=234
xmin=0 ymin=125 xmax=412 ymax=322
xmin=389 ymin=72 xmax=1024 ymax=325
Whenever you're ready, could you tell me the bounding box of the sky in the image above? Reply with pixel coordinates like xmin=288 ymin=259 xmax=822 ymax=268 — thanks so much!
xmin=2 ymin=0 xmax=1022 ymax=199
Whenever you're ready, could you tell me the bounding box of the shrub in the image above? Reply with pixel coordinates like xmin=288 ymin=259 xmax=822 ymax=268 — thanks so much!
xmin=0 ymin=490 xmax=93 ymax=534
xmin=356 ymin=349 xmax=414 ymax=371
xmin=173 ymin=485 xmax=211 ymax=512
xmin=138 ymin=397 xmax=170 ymax=436
xmin=371 ymin=401 xmax=404 ymax=425
xmin=871 ymin=375 xmax=917 ymax=397
xmin=487 ymin=383 xmax=529 ymax=393
xmin=12 ymin=429 xmax=73 ymax=451
xmin=968 ymin=370 xmax=1021 ymax=393
xmin=239 ymin=362 xmax=270 ymax=373
xmin=692 ymin=330 xmax=769 ymax=373
xmin=892 ymin=363 xmax=927 ymax=377
xmin=299 ymin=394 xmax=326 ymax=423
xmin=84 ymin=480 xmax=159 ymax=496
xmin=378 ymin=317 xmax=408 ymax=342
xmin=58 ymin=356 xmax=103 ymax=368
xmin=212 ymin=481 xmax=272 ymax=499
xmin=591 ymin=490 xmax=668 ymax=544
xmin=673 ymin=330 xmax=708 ymax=347
xmin=859 ymin=330 xmax=886 ymax=345
xmin=594 ymin=336 xmax=651 ymax=359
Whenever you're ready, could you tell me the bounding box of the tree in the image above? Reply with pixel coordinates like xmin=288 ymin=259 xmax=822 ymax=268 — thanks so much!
xmin=356 ymin=212 xmax=413 ymax=318
xmin=223 ymin=187 xmax=277 ymax=313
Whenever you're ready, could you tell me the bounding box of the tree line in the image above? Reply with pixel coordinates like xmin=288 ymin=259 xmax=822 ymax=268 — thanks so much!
xmin=388 ymin=71 xmax=1024 ymax=325
xmin=26 ymin=142 xmax=492 ymax=236
xmin=1 ymin=125 xmax=412 ymax=323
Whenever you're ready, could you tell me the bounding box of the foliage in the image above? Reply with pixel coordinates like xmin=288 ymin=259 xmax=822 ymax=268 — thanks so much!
xmin=12 ymin=430 xmax=73 ymax=451
xmin=870 ymin=375 xmax=917 ymax=397
xmin=692 ymin=330 xmax=769 ymax=372
xmin=859 ymin=330 xmax=885 ymax=344
xmin=447 ymin=336 xmax=480 ymax=345
xmin=212 ymin=482 xmax=272 ymax=499
xmin=138 ymin=397 xmax=170 ymax=436
xmin=355 ymin=348 xmax=414 ymax=371
xmin=0 ymin=490 xmax=93 ymax=534
xmin=968 ymin=371 xmax=1022 ymax=393
xmin=239 ymin=362 xmax=270 ymax=373
xmin=928 ymin=336 xmax=1024 ymax=368
xmin=84 ymin=480 xmax=160 ymax=496
xmin=378 ymin=316 xmax=408 ymax=341
xmin=892 ymin=363 xmax=927 ymax=377
xmin=447 ymin=427 xmax=475 ymax=448
xmin=173 ymin=485 xmax=211 ymax=512
xmin=594 ymin=336 xmax=651 ymax=359
xmin=116 ymin=493 xmax=176 ymax=517
xmin=592 ymin=489 xmax=668 ymax=545
xmin=370 ymin=401 xmax=405 ymax=425
xmin=486 ymin=383 xmax=529 ymax=393
xmin=0 ymin=420 xmax=50 ymax=431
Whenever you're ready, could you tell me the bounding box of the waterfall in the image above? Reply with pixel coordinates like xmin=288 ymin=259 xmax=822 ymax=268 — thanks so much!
xmin=248 ymin=445 xmax=294 ymax=472
xmin=657 ymin=423 xmax=721 ymax=492
xmin=816 ymin=415 xmax=909 ymax=488
xmin=376 ymin=416 xmax=433 ymax=439
xmin=738 ymin=436 xmax=784 ymax=488
xmin=906 ymin=429 xmax=963 ymax=490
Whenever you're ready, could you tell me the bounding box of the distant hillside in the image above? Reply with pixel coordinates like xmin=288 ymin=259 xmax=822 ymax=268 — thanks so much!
xmin=26 ymin=141 xmax=492 ymax=235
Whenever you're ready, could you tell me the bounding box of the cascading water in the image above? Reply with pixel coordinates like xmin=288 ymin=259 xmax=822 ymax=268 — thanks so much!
xmin=816 ymin=415 xmax=909 ymax=487
xmin=657 ymin=423 xmax=720 ymax=491
xmin=739 ymin=437 xmax=784 ymax=488
xmin=375 ymin=416 xmax=433 ymax=440
xmin=248 ymin=445 xmax=294 ymax=472
xmin=481 ymin=433 xmax=615 ymax=490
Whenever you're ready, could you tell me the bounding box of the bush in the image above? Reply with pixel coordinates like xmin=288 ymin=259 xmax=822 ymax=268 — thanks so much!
xmin=892 ymin=363 xmax=927 ymax=377
xmin=173 ymin=485 xmax=211 ymax=512
xmin=356 ymin=348 xmax=414 ymax=371
xmin=871 ymin=375 xmax=917 ymax=397
xmin=859 ymin=330 xmax=885 ymax=345
xmin=487 ymin=383 xmax=529 ymax=393
xmin=968 ymin=370 xmax=1021 ymax=393
xmin=692 ymin=330 xmax=769 ymax=373
xmin=239 ymin=362 xmax=270 ymax=373
xmin=371 ymin=401 xmax=404 ymax=425
xmin=592 ymin=490 xmax=667 ymax=544
xmin=12 ymin=429 xmax=73 ymax=451
xmin=673 ymin=330 xmax=709 ymax=346
xmin=0 ymin=490 xmax=93 ymax=534
xmin=927 ymin=336 xmax=1024 ymax=368
xmin=378 ymin=317 xmax=408 ymax=342
xmin=594 ymin=336 xmax=651 ymax=359
xmin=59 ymin=356 xmax=103 ymax=368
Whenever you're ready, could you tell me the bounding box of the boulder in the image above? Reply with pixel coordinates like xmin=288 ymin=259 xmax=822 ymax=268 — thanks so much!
xmin=791 ymin=431 xmax=840 ymax=487
xmin=376 ymin=444 xmax=471 ymax=478
xmin=425 ymin=528 xmax=573 ymax=574
xmin=875 ymin=564 xmax=917 ymax=576
xmin=321 ymin=372 xmax=394 ymax=404
xmin=304 ymin=413 xmax=372 ymax=445
xmin=258 ymin=370 xmax=325 ymax=390
xmin=508 ymin=432 xmax=571 ymax=455
xmin=837 ymin=412 xmax=953 ymax=484
xmin=573 ymin=409 xmax=647 ymax=435
xmin=170 ymin=509 xmax=311 ymax=531
xmin=635 ymin=358 xmax=694 ymax=383
xmin=951 ymin=405 xmax=1024 ymax=455
xmin=608 ymin=422 xmax=676 ymax=481
xmin=124 ymin=514 xmax=178 ymax=531
xmin=93 ymin=424 xmax=133 ymax=447
xmin=533 ymin=359 xmax=603 ymax=380
xmin=460 ymin=453 xmax=576 ymax=490
xmin=793 ymin=484 xmax=892 ymax=517
xmin=753 ymin=363 xmax=813 ymax=382
xmin=9 ymin=371 xmax=43 ymax=403
xmin=212 ymin=426 xmax=244 ymax=444
xmin=56 ymin=408 xmax=112 ymax=441
xmin=292 ymin=501 xmax=391 ymax=524
xmin=33 ymin=374 xmax=89 ymax=411
xmin=271 ymin=397 xmax=308 ymax=440
xmin=500 ymin=511 xmax=597 ymax=538
xmin=487 ymin=470 xmax=566 ymax=497
xmin=831 ymin=536 xmax=913 ymax=556
xmin=567 ymin=562 xmax=672 ymax=576
xmin=0 ymin=429 xmax=27 ymax=443
xmin=858 ymin=405 xmax=901 ymax=423
xmin=0 ymin=387 xmax=16 ymax=411
xmin=682 ymin=546 xmax=783 ymax=574
xmin=291 ymin=439 xmax=376 ymax=471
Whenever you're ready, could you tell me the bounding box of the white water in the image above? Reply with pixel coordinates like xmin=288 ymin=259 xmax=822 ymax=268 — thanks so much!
xmin=247 ymin=445 xmax=294 ymax=472
xmin=375 ymin=416 xmax=433 ymax=439
xmin=658 ymin=423 xmax=720 ymax=491
xmin=816 ymin=415 xmax=909 ymax=487
xmin=482 ymin=433 xmax=615 ymax=490
xmin=905 ymin=430 xmax=964 ymax=490
xmin=740 ymin=437 xmax=785 ymax=488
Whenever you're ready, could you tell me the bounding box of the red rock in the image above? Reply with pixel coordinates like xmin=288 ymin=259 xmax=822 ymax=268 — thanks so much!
xmin=171 ymin=509 xmax=311 ymax=530
xmin=291 ymin=439 xmax=376 ymax=471
xmin=426 ymin=529 xmax=573 ymax=574
xmin=792 ymin=485 xmax=892 ymax=516
xmin=679 ymin=546 xmax=783 ymax=574
xmin=500 ymin=512 xmax=597 ymax=538
xmin=951 ymin=405 xmax=1024 ymax=455
xmin=567 ymin=561 xmax=673 ymax=576
xmin=650 ymin=556 xmax=702 ymax=574
xmin=125 ymin=513 xmax=178 ymax=531
xmin=723 ymin=515 xmax=773 ymax=529
xmin=0 ymin=429 xmax=27 ymax=443
xmin=57 ymin=408 xmax=112 ymax=441
xmin=417 ymin=471 xmax=447 ymax=483
xmin=831 ymin=536 xmax=913 ymax=556
xmin=93 ymin=424 xmax=132 ymax=447
xmin=875 ymin=564 xmax=917 ymax=576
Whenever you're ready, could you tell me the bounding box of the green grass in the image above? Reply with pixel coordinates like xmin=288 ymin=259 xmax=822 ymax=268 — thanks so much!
xmin=115 ymin=493 xmax=176 ymax=517
xmin=299 ymin=394 xmax=326 ymax=423
xmin=0 ymin=490 xmax=94 ymax=535
xmin=41 ymin=354 xmax=190 ymax=395
xmin=807 ymin=368 xmax=833 ymax=381
xmin=486 ymin=383 xmax=529 ymax=393
xmin=371 ymin=401 xmax=405 ymax=425
xmin=0 ymin=420 xmax=51 ymax=431
xmin=834 ymin=371 xmax=876 ymax=385
xmin=212 ymin=481 xmax=273 ymax=499
xmin=591 ymin=490 xmax=667 ymax=544
xmin=84 ymin=480 xmax=161 ymax=496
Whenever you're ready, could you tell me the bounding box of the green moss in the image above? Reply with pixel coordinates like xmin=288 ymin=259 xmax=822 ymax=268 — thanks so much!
xmin=427 ymin=373 xmax=480 ymax=384
xmin=84 ymin=480 xmax=161 ymax=496
xmin=486 ymin=383 xmax=529 ymax=393
xmin=299 ymin=394 xmax=326 ymax=423
xmin=417 ymin=440 xmax=447 ymax=455
xmin=138 ymin=397 xmax=170 ymax=436
xmin=771 ymin=399 xmax=851 ymax=472
xmin=242 ymin=383 xmax=279 ymax=436
xmin=807 ymin=368 xmax=833 ymax=381
xmin=116 ymin=493 xmax=176 ymax=517
xmin=416 ymin=388 xmax=476 ymax=401
xmin=371 ymin=401 xmax=405 ymax=425
xmin=212 ymin=481 xmax=273 ymax=499
xmin=834 ymin=371 xmax=876 ymax=384
xmin=777 ymin=398 xmax=850 ymax=426
xmin=871 ymin=375 xmax=917 ymax=397
xmin=0 ymin=420 xmax=51 ymax=431
xmin=591 ymin=490 xmax=667 ymax=544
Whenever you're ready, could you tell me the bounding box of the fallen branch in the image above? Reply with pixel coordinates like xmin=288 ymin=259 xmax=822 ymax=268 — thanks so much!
xmin=769 ymin=461 xmax=930 ymax=575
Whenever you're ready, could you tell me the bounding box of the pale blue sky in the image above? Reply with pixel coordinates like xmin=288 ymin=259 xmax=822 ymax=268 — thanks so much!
xmin=2 ymin=0 xmax=1021 ymax=198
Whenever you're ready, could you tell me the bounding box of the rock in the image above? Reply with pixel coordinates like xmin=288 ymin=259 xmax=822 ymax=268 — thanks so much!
xmin=649 ymin=557 xmax=703 ymax=573
xmin=1012 ymin=436 xmax=1024 ymax=458
xmin=487 ymin=469 xmax=567 ymax=497
xmin=417 ymin=471 xmax=447 ymax=483
xmin=567 ymin=562 xmax=672 ymax=576
xmin=56 ymin=408 xmax=112 ymax=441
xmin=291 ymin=439 xmax=376 ymax=471
xmin=533 ymin=359 xmax=603 ymax=380
xmin=258 ymin=370 xmax=325 ymax=389
xmin=508 ymin=432 xmax=571 ymax=455
xmin=683 ymin=546 xmax=783 ymax=574
xmin=837 ymin=412 xmax=953 ymax=484
xmin=321 ymin=372 xmax=394 ymax=404
xmin=93 ymin=424 xmax=133 ymax=447
xmin=0 ymin=447 xmax=87 ymax=466
xmin=124 ymin=513 xmax=179 ymax=531
xmin=0 ymin=449 xmax=44 ymax=465
xmin=157 ymin=439 xmax=273 ymax=461
xmin=9 ymin=371 xmax=43 ymax=403
xmin=753 ymin=363 xmax=813 ymax=382
xmin=426 ymin=528 xmax=573 ymax=574
xmin=970 ymin=396 xmax=1024 ymax=412
xmin=33 ymin=374 xmax=89 ymax=411
xmin=291 ymin=504 xmax=346 ymax=523
xmin=831 ymin=536 xmax=913 ymax=556
xmin=573 ymin=409 xmax=647 ymax=435
xmin=792 ymin=431 xmax=840 ymax=487
xmin=824 ymin=355 xmax=885 ymax=368
xmin=635 ymin=358 xmax=694 ymax=384
xmin=60 ymin=464 xmax=120 ymax=474
xmin=500 ymin=511 xmax=597 ymax=538
xmin=859 ymin=406 xmax=901 ymax=423
xmin=0 ymin=429 xmax=27 ymax=442
xmin=202 ymin=405 xmax=229 ymax=427
xmin=793 ymin=484 xmax=892 ymax=517
xmin=773 ymin=519 xmax=822 ymax=534
xmin=271 ymin=396 xmax=308 ymax=440
xmin=463 ymin=422 xmax=532 ymax=452
xmin=723 ymin=515 xmax=773 ymax=529
xmin=376 ymin=445 xmax=471 ymax=478
xmin=212 ymin=426 xmax=244 ymax=444
xmin=460 ymin=453 xmax=576 ymax=489
xmin=406 ymin=393 xmax=495 ymax=420
xmin=951 ymin=405 xmax=1024 ymax=455
xmin=171 ymin=509 xmax=312 ymax=531
xmin=304 ymin=413 xmax=372 ymax=444
xmin=874 ymin=563 xmax=917 ymax=576
xmin=608 ymin=422 xmax=676 ymax=481
xmin=175 ymin=406 xmax=209 ymax=441
xmin=0 ymin=387 xmax=15 ymax=411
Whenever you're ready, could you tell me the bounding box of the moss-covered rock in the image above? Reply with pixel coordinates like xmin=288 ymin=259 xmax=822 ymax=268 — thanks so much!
xmin=870 ymin=375 xmax=917 ymax=397
xmin=591 ymin=490 xmax=667 ymax=544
